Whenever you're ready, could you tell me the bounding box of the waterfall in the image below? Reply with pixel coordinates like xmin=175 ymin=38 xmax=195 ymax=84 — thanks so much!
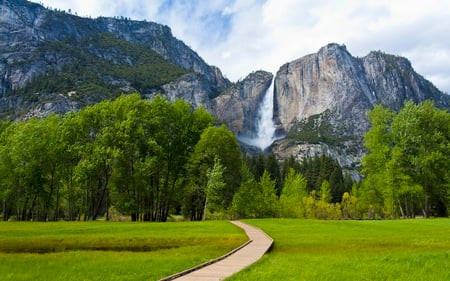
xmin=250 ymin=79 xmax=276 ymax=149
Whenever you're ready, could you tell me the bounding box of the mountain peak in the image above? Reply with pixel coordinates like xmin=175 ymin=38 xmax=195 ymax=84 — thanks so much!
xmin=272 ymin=44 xmax=449 ymax=171
xmin=319 ymin=43 xmax=348 ymax=53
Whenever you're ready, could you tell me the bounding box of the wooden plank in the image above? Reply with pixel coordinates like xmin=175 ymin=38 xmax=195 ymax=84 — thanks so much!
xmin=160 ymin=221 xmax=273 ymax=281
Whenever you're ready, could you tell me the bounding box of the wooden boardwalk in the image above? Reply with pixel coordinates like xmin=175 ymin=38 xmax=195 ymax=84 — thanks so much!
xmin=160 ymin=221 xmax=273 ymax=281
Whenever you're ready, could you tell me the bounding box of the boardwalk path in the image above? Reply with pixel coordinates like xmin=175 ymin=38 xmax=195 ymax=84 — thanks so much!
xmin=160 ymin=221 xmax=273 ymax=281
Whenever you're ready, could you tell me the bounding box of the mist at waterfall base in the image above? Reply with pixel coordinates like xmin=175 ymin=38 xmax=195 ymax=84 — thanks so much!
xmin=240 ymin=81 xmax=277 ymax=150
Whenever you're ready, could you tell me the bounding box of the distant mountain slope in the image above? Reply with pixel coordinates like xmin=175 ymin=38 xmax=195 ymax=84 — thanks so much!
xmin=272 ymin=43 xmax=450 ymax=173
xmin=0 ymin=0 xmax=229 ymax=118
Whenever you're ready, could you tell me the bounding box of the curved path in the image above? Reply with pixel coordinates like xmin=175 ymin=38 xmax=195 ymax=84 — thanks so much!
xmin=160 ymin=221 xmax=273 ymax=281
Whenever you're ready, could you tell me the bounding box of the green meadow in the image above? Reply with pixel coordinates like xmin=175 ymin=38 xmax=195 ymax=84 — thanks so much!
xmin=0 ymin=221 xmax=247 ymax=281
xmin=1 ymin=219 xmax=449 ymax=281
xmin=228 ymin=219 xmax=450 ymax=281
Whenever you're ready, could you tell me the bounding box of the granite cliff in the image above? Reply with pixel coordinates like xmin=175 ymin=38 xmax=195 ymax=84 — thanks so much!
xmin=213 ymin=71 xmax=273 ymax=138
xmin=271 ymin=43 xmax=449 ymax=173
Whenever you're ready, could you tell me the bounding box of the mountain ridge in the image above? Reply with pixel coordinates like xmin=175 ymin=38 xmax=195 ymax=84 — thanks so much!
xmin=0 ymin=0 xmax=230 ymax=118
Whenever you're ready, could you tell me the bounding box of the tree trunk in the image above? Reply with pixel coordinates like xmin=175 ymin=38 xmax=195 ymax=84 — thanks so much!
xmin=2 ymin=196 xmax=5 ymax=221
xmin=398 ymin=199 xmax=405 ymax=218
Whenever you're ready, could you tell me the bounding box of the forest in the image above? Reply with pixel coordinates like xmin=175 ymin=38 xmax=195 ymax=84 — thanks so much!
xmin=0 ymin=95 xmax=448 ymax=221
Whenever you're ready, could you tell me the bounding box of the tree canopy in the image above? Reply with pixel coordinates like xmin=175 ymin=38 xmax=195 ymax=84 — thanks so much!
xmin=0 ymin=94 xmax=221 ymax=222
xmin=1 ymin=96 xmax=447 ymax=222
xmin=361 ymin=101 xmax=450 ymax=218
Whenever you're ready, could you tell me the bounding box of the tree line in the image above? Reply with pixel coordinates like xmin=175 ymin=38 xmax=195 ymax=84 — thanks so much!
xmin=231 ymin=101 xmax=449 ymax=219
xmin=0 ymin=94 xmax=241 ymax=222
xmin=361 ymin=101 xmax=450 ymax=218
xmin=0 ymin=95 xmax=448 ymax=221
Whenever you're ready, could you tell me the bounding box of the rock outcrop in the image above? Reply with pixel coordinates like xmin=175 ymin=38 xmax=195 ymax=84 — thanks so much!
xmin=272 ymin=43 xmax=450 ymax=171
xmin=158 ymin=73 xmax=216 ymax=111
xmin=212 ymin=71 xmax=273 ymax=138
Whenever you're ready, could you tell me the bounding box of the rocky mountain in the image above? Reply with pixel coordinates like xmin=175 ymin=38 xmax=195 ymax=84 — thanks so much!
xmin=271 ymin=43 xmax=450 ymax=174
xmin=154 ymin=69 xmax=273 ymax=141
xmin=213 ymin=71 xmax=273 ymax=138
xmin=0 ymin=0 xmax=230 ymax=118
xmin=1 ymin=1 xmax=449 ymax=175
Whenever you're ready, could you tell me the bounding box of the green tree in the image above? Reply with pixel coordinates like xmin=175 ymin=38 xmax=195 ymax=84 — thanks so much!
xmin=341 ymin=192 xmax=357 ymax=219
xmin=362 ymin=101 xmax=450 ymax=218
xmin=184 ymin=125 xmax=241 ymax=220
xmin=0 ymin=115 xmax=64 ymax=221
xmin=319 ymin=180 xmax=332 ymax=203
xmin=204 ymin=156 xmax=226 ymax=218
xmin=0 ymin=94 xmax=222 ymax=222
xmin=231 ymin=164 xmax=261 ymax=219
xmin=279 ymin=168 xmax=307 ymax=218
xmin=362 ymin=105 xmax=396 ymax=218
xmin=265 ymin=152 xmax=282 ymax=195
xmin=258 ymin=170 xmax=278 ymax=218
xmin=392 ymin=101 xmax=450 ymax=217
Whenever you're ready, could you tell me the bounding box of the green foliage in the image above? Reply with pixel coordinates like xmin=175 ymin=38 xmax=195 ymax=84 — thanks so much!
xmin=341 ymin=191 xmax=358 ymax=219
xmin=231 ymin=164 xmax=260 ymax=218
xmin=184 ymin=125 xmax=242 ymax=220
xmin=286 ymin=110 xmax=343 ymax=145
xmin=297 ymin=154 xmax=352 ymax=202
xmin=5 ymin=33 xmax=189 ymax=118
xmin=2 ymin=93 xmax=447 ymax=222
xmin=233 ymin=165 xmax=346 ymax=220
xmin=362 ymin=101 xmax=450 ymax=218
xmin=245 ymin=153 xmax=351 ymax=202
xmin=319 ymin=180 xmax=332 ymax=203
xmin=232 ymin=166 xmax=278 ymax=219
xmin=278 ymin=168 xmax=307 ymax=218
xmin=258 ymin=171 xmax=278 ymax=218
xmin=0 ymin=94 xmax=216 ymax=222
xmin=205 ymin=156 xmax=227 ymax=214
xmin=238 ymin=154 xmax=355 ymax=220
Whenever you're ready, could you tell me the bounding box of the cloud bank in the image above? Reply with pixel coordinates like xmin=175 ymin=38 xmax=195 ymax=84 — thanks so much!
xmin=33 ymin=0 xmax=450 ymax=93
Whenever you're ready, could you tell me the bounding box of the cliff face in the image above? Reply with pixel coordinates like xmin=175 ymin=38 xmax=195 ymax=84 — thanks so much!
xmin=272 ymin=43 xmax=450 ymax=171
xmin=212 ymin=71 xmax=273 ymax=137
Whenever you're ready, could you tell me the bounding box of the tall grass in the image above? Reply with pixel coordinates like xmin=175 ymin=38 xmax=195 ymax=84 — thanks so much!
xmin=227 ymin=219 xmax=450 ymax=281
xmin=0 ymin=221 xmax=247 ymax=281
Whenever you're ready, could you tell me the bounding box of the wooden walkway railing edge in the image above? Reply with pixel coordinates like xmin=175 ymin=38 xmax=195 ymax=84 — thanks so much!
xmin=158 ymin=220 xmax=274 ymax=281
xmin=158 ymin=237 xmax=253 ymax=281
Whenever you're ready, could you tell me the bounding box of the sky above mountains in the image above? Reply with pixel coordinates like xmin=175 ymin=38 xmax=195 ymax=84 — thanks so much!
xmin=32 ymin=0 xmax=450 ymax=93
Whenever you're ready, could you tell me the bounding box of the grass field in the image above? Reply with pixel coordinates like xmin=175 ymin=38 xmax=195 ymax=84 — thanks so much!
xmin=227 ymin=219 xmax=450 ymax=281
xmin=0 ymin=221 xmax=247 ymax=281
xmin=1 ymin=219 xmax=448 ymax=281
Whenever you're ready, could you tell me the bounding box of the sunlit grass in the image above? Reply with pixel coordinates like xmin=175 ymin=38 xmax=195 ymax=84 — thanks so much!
xmin=0 ymin=221 xmax=247 ymax=281
xmin=227 ymin=219 xmax=450 ymax=281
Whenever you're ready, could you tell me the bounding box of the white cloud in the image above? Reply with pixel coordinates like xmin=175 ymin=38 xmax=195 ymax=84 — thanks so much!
xmin=32 ymin=0 xmax=450 ymax=92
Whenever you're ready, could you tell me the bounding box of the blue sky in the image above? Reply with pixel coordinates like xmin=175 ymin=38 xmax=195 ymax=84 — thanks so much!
xmin=33 ymin=0 xmax=450 ymax=93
